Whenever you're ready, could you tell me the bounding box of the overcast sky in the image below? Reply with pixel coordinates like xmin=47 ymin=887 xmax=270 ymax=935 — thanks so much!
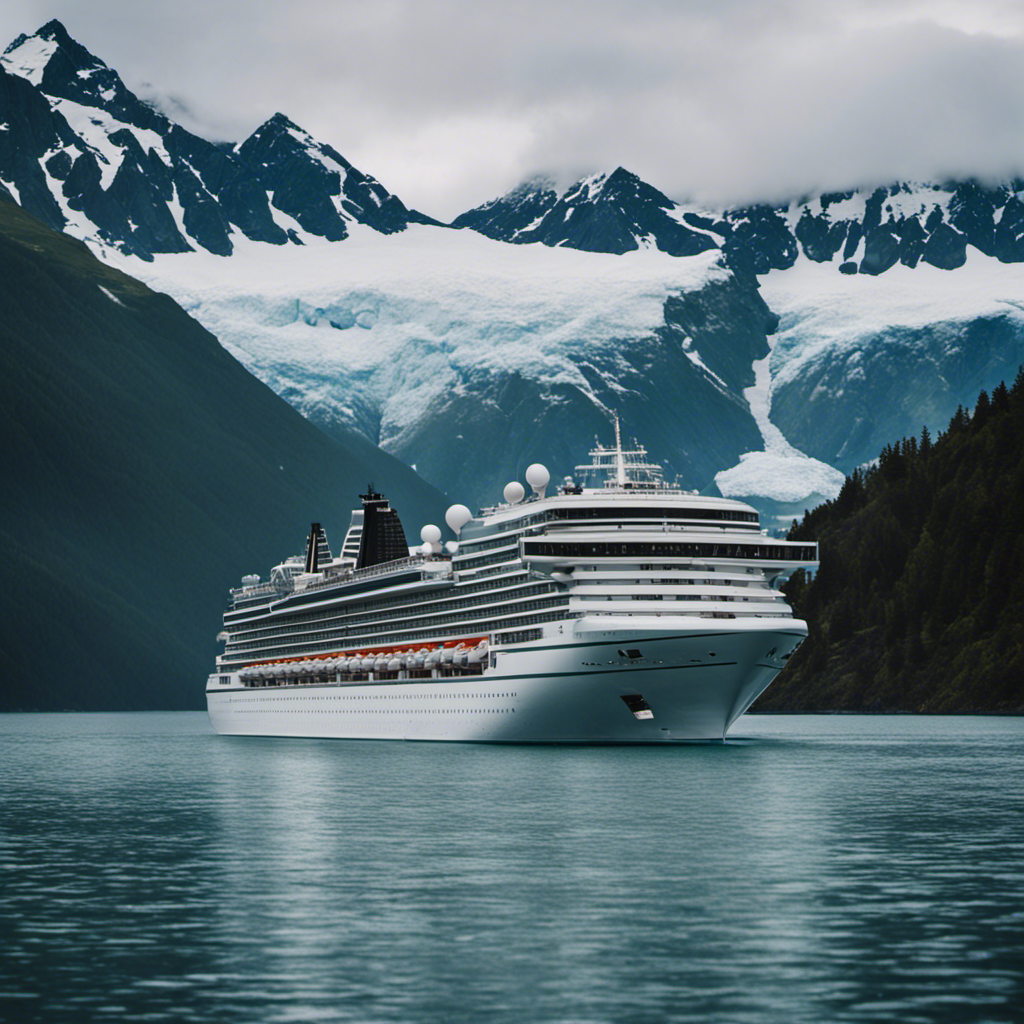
xmin=5 ymin=0 xmax=1024 ymax=219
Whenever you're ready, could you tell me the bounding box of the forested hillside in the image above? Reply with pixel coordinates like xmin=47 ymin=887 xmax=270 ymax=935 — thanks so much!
xmin=757 ymin=373 xmax=1024 ymax=713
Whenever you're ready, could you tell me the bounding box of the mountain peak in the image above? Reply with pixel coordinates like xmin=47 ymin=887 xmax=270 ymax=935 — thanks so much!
xmin=3 ymin=18 xmax=106 ymax=78
xmin=264 ymin=111 xmax=305 ymax=133
xmin=36 ymin=19 xmax=77 ymax=47
xmin=2 ymin=20 xmax=168 ymax=137
xmin=455 ymin=166 xmax=718 ymax=257
xmin=4 ymin=19 xmax=72 ymax=56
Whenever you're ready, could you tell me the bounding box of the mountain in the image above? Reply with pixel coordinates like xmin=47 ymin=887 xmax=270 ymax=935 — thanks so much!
xmin=0 ymin=21 xmax=823 ymax=513
xmin=452 ymin=167 xmax=720 ymax=257
xmin=454 ymin=173 xmax=1024 ymax=498
xmin=458 ymin=174 xmax=1024 ymax=275
xmin=0 ymin=194 xmax=448 ymax=712
xmin=755 ymin=374 xmax=1024 ymax=714
xmin=4 ymin=20 xmax=1024 ymax=522
xmin=0 ymin=19 xmax=437 ymax=260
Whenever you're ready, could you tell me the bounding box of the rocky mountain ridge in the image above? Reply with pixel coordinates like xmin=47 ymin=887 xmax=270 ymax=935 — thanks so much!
xmin=0 ymin=19 xmax=436 ymax=260
xmin=6 ymin=20 xmax=1023 ymax=279
xmin=457 ymin=172 xmax=1024 ymax=278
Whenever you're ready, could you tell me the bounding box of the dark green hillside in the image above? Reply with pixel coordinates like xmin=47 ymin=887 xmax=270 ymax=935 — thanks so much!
xmin=0 ymin=197 xmax=448 ymax=711
xmin=757 ymin=374 xmax=1024 ymax=713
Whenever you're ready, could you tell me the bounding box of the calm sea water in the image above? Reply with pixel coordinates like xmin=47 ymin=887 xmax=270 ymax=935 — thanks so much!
xmin=1 ymin=713 xmax=1021 ymax=1024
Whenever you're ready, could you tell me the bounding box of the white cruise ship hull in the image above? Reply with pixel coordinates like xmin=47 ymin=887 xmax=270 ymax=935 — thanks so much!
xmin=207 ymin=617 xmax=805 ymax=742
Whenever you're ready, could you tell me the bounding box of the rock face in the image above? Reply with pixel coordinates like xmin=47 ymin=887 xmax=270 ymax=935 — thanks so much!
xmin=455 ymin=177 xmax=1024 ymax=276
xmin=453 ymin=167 xmax=720 ymax=257
xmin=770 ymin=315 xmax=1024 ymax=475
xmin=0 ymin=20 xmax=435 ymax=259
xmin=357 ymin=269 xmax=776 ymax=511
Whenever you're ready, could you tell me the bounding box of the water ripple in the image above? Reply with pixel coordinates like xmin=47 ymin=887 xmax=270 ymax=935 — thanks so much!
xmin=1 ymin=712 xmax=1021 ymax=1023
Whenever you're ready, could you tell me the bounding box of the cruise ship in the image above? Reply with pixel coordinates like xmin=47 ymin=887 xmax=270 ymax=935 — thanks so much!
xmin=207 ymin=425 xmax=817 ymax=742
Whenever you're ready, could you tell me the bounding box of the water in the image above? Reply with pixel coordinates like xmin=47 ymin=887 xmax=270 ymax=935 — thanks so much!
xmin=1 ymin=714 xmax=1021 ymax=1024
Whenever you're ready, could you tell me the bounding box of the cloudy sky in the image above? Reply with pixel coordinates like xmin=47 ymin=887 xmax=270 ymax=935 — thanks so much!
xmin=5 ymin=0 xmax=1024 ymax=218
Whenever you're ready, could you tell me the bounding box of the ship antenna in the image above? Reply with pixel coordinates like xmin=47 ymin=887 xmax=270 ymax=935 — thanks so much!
xmin=614 ymin=414 xmax=626 ymax=487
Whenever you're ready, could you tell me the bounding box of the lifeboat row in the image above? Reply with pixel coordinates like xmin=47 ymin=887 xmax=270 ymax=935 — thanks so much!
xmin=238 ymin=640 xmax=488 ymax=684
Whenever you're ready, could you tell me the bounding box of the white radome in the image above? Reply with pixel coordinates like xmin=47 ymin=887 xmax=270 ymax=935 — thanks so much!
xmin=445 ymin=504 xmax=473 ymax=537
xmin=526 ymin=463 xmax=550 ymax=497
xmin=503 ymin=481 xmax=525 ymax=504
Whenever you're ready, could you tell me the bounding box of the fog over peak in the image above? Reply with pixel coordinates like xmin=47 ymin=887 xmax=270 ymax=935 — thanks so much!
xmin=4 ymin=0 xmax=1024 ymax=218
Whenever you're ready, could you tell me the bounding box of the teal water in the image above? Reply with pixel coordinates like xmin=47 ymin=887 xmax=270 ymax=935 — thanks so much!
xmin=1 ymin=713 xmax=1021 ymax=1023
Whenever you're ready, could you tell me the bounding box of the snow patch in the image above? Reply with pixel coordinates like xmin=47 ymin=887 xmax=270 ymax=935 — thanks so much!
xmin=51 ymin=97 xmax=170 ymax=191
xmin=1 ymin=177 xmax=21 ymax=204
xmin=681 ymin=338 xmax=729 ymax=393
xmin=1 ymin=36 xmax=58 ymax=85
xmin=715 ymin=325 xmax=844 ymax=503
xmin=759 ymin=250 xmax=1024 ymax=391
xmin=715 ymin=450 xmax=845 ymax=504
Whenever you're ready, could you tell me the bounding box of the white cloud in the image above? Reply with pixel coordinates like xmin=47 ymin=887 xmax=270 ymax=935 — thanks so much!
xmin=4 ymin=0 xmax=1024 ymax=218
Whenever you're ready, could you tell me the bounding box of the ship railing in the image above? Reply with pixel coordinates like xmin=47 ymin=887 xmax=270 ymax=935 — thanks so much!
xmin=229 ymin=582 xmax=278 ymax=600
xmin=301 ymin=554 xmax=453 ymax=592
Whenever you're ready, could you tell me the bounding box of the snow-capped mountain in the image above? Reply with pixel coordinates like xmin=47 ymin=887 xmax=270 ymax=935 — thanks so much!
xmin=457 ymin=174 xmax=1024 ymax=276
xmin=4 ymin=19 xmax=1023 ymax=521
xmin=0 ymin=19 xmax=435 ymax=259
xmin=452 ymin=167 xmax=721 ymax=258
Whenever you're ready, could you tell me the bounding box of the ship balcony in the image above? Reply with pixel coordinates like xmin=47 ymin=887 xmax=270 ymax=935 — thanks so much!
xmin=568 ymin=595 xmax=791 ymax=618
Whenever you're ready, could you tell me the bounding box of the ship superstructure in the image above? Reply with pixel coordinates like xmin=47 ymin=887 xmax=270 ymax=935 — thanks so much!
xmin=207 ymin=426 xmax=817 ymax=742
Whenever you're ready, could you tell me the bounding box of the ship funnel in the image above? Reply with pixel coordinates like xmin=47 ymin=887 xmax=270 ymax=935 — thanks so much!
xmin=304 ymin=522 xmax=332 ymax=573
xmin=526 ymin=463 xmax=550 ymax=498
xmin=445 ymin=504 xmax=472 ymax=538
xmin=355 ymin=490 xmax=407 ymax=569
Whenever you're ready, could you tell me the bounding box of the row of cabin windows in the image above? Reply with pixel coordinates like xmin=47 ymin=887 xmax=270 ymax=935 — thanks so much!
xmin=225 ymin=595 xmax=570 ymax=655
xmin=227 ymin=580 xmax=555 ymax=643
xmin=484 ymin=505 xmax=761 ymax=535
xmin=228 ymin=568 xmax=536 ymax=632
xmin=495 ymin=628 xmax=543 ymax=644
xmin=523 ymin=541 xmax=818 ymax=561
xmin=221 ymin=611 xmax=570 ymax=663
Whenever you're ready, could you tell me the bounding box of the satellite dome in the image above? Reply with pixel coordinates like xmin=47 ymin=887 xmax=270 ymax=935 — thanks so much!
xmin=526 ymin=463 xmax=550 ymax=497
xmin=445 ymin=540 xmax=459 ymax=555
xmin=445 ymin=503 xmax=472 ymax=537
xmin=503 ymin=481 xmax=525 ymax=504
xmin=420 ymin=524 xmax=442 ymax=544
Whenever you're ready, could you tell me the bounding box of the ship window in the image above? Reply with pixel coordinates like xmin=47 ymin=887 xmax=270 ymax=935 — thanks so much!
xmin=617 ymin=649 xmax=643 ymax=660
